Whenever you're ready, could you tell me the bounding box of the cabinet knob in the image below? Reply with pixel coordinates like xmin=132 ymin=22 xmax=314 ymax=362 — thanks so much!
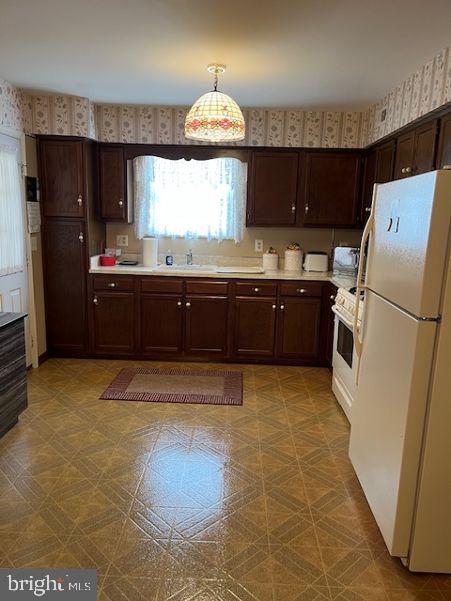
xmin=185 ymin=301 xmax=191 ymax=308
xmin=401 ymin=167 xmax=406 ymax=174
xmin=291 ymin=203 xmax=296 ymax=214
xmin=78 ymin=232 xmax=84 ymax=243
xmin=330 ymin=294 xmax=336 ymax=301
xmin=304 ymin=204 xmax=309 ymax=214
xmin=177 ymin=300 xmax=182 ymax=307
xmin=365 ymin=207 xmax=371 ymax=212
xmin=93 ymin=295 xmax=98 ymax=305
xmin=297 ymin=288 xmax=306 ymax=294
xmin=272 ymin=304 xmax=277 ymax=310
xmin=280 ymin=304 xmax=285 ymax=311
xmin=253 ymin=287 xmax=261 ymax=293
xmin=118 ymin=199 xmax=124 ymax=207
xmin=77 ymin=194 xmax=83 ymax=206
xmin=107 ymin=282 xmax=117 ymax=288
xmin=405 ymin=166 xmax=412 ymax=174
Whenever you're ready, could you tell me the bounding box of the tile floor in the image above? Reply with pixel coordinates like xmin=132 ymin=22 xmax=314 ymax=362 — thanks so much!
xmin=0 ymin=359 xmax=450 ymax=600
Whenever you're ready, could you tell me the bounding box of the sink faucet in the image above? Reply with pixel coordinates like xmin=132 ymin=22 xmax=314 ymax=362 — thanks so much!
xmin=186 ymin=250 xmax=193 ymax=266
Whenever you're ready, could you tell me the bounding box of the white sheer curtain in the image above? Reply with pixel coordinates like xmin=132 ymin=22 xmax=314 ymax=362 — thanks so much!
xmin=0 ymin=144 xmax=24 ymax=276
xmin=134 ymin=156 xmax=247 ymax=243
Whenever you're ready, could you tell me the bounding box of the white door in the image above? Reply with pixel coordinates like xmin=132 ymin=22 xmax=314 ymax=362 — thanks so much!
xmin=349 ymin=290 xmax=436 ymax=557
xmin=367 ymin=171 xmax=451 ymax=318
xmin=0 ymin=132 xmax=31 ymax=363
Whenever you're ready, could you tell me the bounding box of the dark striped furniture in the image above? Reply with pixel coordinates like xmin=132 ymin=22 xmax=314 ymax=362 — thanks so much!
xmin=0 ymin=313 xmax=27 ymax=438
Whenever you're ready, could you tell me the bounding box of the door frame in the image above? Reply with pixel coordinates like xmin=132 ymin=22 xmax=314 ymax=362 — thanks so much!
xmin=0 ymin=126 xmax=39 ymax=368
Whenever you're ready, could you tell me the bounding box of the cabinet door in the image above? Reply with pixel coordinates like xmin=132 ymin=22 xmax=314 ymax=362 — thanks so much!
xmin=93 ymin=292 xmax=135 ymax=354
xmin=361 ymin=150 xmax=377 ymax=222
xmin=39 ymin=140 xmax=84 ymax=217
xmin=276 ymin=297 xmax=321 ymax=360
xmin=437 ymin=113 xmax=451 ymax=168
xmin=141 ymin=294 xmax=183 ymax=355
xmin=394 ymin=130 xmax=415 ymax=179
xmin=413 ymin=120 xmax=437 ymax=175
xmin=361 ymin=141 xmax=395 ymax=223
xmin=99 ymin=146 xmax=126 ymax=221
xmin=185 ymin=296 xmax=229 ymax=357
xmin=42 ymin=220 xmax=87 ymax=353
xmin=247 ymin=152 xmax=299 ymax=226
xmin=234 ymin=297 xmax=276 ymax=357
xmin=302 ymin=152 xmax=361 ymax=227
xmin=375 ymin=140 xmax=396 ymax=182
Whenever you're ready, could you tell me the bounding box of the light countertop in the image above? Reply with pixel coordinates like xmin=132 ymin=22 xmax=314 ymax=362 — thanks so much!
xmin=89 ymin=261 xmax=356 ymax=289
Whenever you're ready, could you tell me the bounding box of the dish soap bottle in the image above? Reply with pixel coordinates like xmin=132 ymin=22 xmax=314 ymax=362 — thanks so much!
xmin=165 ymin=249 xmax=173 ymax=266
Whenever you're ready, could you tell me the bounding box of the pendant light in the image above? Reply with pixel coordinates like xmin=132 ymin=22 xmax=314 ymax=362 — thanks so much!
xmin=185 ymin=64 xmax=245 ymax=143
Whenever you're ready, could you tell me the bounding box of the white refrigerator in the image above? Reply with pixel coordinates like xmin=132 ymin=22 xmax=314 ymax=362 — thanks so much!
xmin=349 ymin=170 xmax=451 ymax=573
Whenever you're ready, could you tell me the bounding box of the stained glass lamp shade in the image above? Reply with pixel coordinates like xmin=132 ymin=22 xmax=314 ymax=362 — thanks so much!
xmin=185 ymin=65 xmax=245 ymax=142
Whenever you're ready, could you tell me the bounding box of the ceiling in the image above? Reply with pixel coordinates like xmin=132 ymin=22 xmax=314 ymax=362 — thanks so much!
xmin=1 ymin=0 xmax=451 ymax=109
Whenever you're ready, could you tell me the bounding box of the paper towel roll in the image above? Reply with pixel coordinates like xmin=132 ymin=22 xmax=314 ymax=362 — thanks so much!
xmin=142 ymin=237 xmax=158 ymax=267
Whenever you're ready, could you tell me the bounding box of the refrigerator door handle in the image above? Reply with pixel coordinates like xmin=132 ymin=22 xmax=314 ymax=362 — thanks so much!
xmin=353 ymin=189 xmax=376 ymax=382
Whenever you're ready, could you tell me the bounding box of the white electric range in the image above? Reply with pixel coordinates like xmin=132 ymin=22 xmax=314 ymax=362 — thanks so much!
xmin=331 ymin=287 xmax=363 ymax=422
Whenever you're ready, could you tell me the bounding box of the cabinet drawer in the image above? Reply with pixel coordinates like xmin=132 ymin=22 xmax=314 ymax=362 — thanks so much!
xmin=92 ymin=275 xmax=134 ymax=291
xmin=141 ymin=278 xmax=183 ymax=293
xmin=280 ymin=282 xmax=323 ymax=297
xmin=186 ymin=280 xmax=229 ymax=295
xmin=235 ymin=282 xmax=277 ymax=296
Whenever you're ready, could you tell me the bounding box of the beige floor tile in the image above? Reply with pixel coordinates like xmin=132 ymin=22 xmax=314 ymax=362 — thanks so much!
xmin=0 ymin=358 xmax=441 ymax=598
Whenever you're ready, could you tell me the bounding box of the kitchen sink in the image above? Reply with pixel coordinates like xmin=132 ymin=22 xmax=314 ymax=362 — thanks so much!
xmin=153 ymin=264 xmax=215 ymax=273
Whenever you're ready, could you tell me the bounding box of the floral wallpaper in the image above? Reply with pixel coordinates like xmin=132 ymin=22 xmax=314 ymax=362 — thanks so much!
xmin=95 ymin=104 xmax=365 ymax=147
xmin=363 ymin=44 xmax=451 ymax=145
xmin=0 ymin=77 xmax=31 ymax=133
xmin=1 ymin=43 xmax=450 ymax=147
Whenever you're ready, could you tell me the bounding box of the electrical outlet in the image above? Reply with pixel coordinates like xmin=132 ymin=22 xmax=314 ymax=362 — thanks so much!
xmin=116 ymin=235 xmax=128 ymax=247
xmin=254 ymin=239 xmax=263 ymax=252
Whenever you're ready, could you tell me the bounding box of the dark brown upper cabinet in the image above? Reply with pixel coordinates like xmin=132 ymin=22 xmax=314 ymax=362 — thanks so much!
xmin=246 ymin=151 xmax=300 ymax=226
xmin=301 ymin=152 xmax=361 ymax=227
xmin=437 ymin=113 xmax=451 ymax=168
xmin=394 ymin=120 xmax=438 ymax=179
xmin=361 ymin=140 xmax=395 ymax=223
xmin=99 ymin=145 xmax=127 ymax=221
xmin=39 ymin=139 xmax=85 ymax=218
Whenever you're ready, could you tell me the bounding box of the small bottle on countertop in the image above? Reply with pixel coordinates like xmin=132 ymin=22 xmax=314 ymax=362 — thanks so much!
xmin=165 ymin=249 xmax=173 ymax=266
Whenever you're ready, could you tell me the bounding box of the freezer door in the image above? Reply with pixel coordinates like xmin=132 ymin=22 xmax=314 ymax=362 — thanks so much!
xmin=349 ymin=291 xmax=436 ymax=557
xmin=366 ymin=171 xmax=451 ymax=318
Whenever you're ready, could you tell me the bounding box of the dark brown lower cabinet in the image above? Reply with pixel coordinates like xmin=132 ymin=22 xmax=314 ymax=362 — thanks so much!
xmin=43 ymin=219 xmax=88 ymax=354
xmin=93 ymin=291 xmax=135 ymax=354
xmin=141 ymin=294 xmax=183 ymax=355
xmin=234 ymin=297 xmax=277 ymax=357
xmin=185 ymin=296 xmax=229 ymax=357
xmin=276 ymin=297 xmax=321 ymax=360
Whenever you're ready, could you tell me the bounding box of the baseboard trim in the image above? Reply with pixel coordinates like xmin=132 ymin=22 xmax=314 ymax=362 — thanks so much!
xmin=38 ymin=351 xmax=48 ymax=365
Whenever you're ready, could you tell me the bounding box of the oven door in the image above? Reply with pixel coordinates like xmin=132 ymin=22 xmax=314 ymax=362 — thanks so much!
xmin=332 ymin=311 xmax=357 ymax=422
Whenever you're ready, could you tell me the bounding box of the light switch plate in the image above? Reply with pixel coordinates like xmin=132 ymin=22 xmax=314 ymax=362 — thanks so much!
xmin=116 ymin=235 xmax=128 ymax=247
xmin=254 ymin=239 xmax=263 ymax=252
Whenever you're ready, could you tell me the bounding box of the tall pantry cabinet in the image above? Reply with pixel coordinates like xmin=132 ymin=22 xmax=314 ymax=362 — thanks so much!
xmin=38 ymin=136 xmax=105 ymax=355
